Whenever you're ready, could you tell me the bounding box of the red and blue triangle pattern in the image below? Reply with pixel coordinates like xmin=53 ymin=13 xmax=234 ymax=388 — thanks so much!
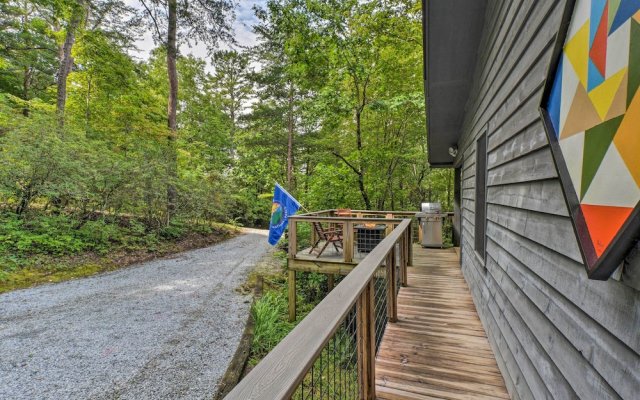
xmin=544 ymin=0 xmax=640 ymax=277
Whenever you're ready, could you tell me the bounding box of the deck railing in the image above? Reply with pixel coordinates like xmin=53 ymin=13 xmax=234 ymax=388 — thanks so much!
xmin=288 ymin=209 xmax=417 ymax=265
xmin=224 ymin=218 xmax=413 ymax=400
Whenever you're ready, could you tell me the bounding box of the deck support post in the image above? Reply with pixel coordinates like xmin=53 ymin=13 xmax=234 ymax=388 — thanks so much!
xmin=288 ymin=269 xmax=296 ymax=322
xmin=327 ymin=274 xmax=334 ymax=291
xmin=387 ymin=247 xmax=397 ymax=323
xmin=357 ymin=281 xmax=376 ymax=400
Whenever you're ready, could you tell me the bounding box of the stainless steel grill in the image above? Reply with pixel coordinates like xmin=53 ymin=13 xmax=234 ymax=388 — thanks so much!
xmin=416 ymin=202 xmax=445 ymax=248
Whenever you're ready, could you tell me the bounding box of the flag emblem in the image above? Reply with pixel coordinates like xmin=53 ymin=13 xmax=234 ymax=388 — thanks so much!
xmin=271 ymin=202 xmax=285 ymax=227
xmin=268 ymin=184 xmax=301 ymax=245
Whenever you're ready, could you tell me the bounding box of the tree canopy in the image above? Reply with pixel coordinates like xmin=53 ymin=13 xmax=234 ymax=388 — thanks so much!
xmin=0 ymin=0 xmax=453 ymax=230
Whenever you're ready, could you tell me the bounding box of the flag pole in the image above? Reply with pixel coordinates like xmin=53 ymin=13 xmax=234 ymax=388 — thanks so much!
xmin=276 ymin=182 xmax=310 ymax=213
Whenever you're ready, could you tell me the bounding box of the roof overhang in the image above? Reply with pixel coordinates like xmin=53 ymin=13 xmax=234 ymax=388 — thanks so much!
xmin=423 ymin=0 xmax=488 ymax=167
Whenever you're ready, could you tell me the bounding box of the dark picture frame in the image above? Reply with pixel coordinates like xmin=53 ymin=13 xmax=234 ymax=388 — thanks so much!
xmin=539 ymin=0 xmax=640 ymax=279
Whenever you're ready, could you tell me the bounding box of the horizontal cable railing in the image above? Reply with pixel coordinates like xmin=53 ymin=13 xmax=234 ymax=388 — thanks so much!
xmin=224 ymin=218 xmax=412 ymax=400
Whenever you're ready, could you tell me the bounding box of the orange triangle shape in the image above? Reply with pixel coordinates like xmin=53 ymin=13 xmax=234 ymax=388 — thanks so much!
xmin=561 ymin=84 xmax=602 ymax=139
xmin=614 ymin=89 xmax=640 ymax=186
xmin=581 ymin=204 xmax=633 ymax=257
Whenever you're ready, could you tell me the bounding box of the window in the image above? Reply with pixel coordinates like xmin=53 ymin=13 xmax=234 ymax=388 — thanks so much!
xmin=475 ymin=133 xmax=487 ymax=261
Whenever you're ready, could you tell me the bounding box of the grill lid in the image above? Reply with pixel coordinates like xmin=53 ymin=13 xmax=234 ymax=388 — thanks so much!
xmin=421 ymin=202 xmax=442 ymax=214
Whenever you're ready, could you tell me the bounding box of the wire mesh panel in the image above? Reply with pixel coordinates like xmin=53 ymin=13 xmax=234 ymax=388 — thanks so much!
xmin=354 ymin=225 xmax=386 ymax=259
xmin=373 ymin=269 xmax=388 ymax=355
xmin=292 ymin=305 xmax=359 ymax=400
xmin=226 ymin=219 xmax=412 ymax=400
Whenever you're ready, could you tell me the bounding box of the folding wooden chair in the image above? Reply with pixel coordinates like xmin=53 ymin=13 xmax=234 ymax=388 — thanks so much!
xmin=309 ymin=222 xmax=344 ymax=257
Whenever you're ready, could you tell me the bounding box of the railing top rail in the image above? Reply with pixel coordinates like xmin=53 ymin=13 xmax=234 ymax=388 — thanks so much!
xmin=224 ymin=218 xmax=412 ymax=400
xmin=289 ymin=215 xmax=404 ymax=223
xmin=295 ymin=209 xmax=335 ymax=216
xmin=350 ymin=209 xmax=418 ymax=215
xmin=295 ymin=209 xmax=420 ymax=217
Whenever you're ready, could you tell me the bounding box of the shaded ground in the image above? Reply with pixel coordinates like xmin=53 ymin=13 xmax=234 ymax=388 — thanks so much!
xmin=0 ymin=228 xmax=271 ymax=400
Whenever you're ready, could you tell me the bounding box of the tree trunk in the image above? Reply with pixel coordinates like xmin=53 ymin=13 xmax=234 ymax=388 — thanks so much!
xmin=16 ymin=185 xmax=33 ymax=215
xmin=85 ymin=75 xmax=91 ymax=132
xmin=56 ymin=4 xmax=83 ymax=127
xmin=166 ymin=0 xmax=178 ymax=221
xmin=355 ymin=109 xmax=371 ymax=209
xmin=286 ymin=82 xmax=294 ymax=191
xmin=22 ymin=66 xmax=31 ymax=117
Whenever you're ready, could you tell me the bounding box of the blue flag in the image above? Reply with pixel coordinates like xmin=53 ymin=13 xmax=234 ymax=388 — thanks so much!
xmin=268 ymin=183 xmax=301 ymax=245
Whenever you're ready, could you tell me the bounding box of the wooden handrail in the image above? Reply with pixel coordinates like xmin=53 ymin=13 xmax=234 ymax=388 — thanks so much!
xmin=224 ymin=219 xmax=412 ymax=400
xmin=295 ymin=209 xmax=420 ymax=218
xmin=289 ymin=215 xmax=404 ymax=223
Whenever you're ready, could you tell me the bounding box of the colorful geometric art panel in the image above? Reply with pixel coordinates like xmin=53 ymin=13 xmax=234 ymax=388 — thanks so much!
xmin=543 ymin=0 xmax=640 ymax=279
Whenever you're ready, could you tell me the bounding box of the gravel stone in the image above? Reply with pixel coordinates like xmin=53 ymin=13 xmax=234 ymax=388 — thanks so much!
xmin=0 ymin=229 xmax=271 ymax=400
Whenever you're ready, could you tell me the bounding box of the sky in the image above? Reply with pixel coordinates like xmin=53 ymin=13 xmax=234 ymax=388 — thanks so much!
xmin=127 ymin=0 xmax=267 ymax=71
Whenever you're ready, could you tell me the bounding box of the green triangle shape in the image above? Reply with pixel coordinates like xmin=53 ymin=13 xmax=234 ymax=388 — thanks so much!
xmin=609 ymin=0 xmax=622 ymax=31
xmin=581 ymin=115 xmax=624 ymax=198
xmin=629 ymin=19 xmax=640 ymax=107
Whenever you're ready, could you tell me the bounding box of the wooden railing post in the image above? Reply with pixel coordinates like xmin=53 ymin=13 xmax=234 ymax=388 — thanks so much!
xmin=400 ymin=233 xmax=406 ymax=287
xmin=289 ymin=219 xmax=297 ymax=258
xmin=289 ymin=220 xmax=297 ymax=322
xmin=344 ymin=220 xmax=354 ymax=263
xmin=407 ymin=225 xmax=413 ymax=266
xmin=357 ymin=281 xmax=376 ymax=400
xmin=385 ymin=213 xmax=393 ymax=237
xmin=403 ymin=228 xmax=411 ymax=287
xmin=387 ymin=247 xmax=397 ymax=323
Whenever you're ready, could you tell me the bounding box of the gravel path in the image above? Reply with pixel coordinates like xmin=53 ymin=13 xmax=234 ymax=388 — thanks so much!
xmin=0 ymin=229 xmax=271 ymax=400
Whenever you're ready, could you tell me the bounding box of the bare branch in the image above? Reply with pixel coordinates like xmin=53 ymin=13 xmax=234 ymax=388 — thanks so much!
xmin=331 ymin=151 xmax=361 ymax=176
xmin=139 ymin=0 xmax=164 ymax=44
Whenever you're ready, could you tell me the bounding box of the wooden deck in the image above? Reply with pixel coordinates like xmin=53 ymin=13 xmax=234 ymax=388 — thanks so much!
xmin=375 ymin=246 xmax=509 ymax=400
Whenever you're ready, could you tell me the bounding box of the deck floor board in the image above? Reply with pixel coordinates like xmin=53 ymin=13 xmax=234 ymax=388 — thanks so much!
xmin=375 ymin=246 xmax=509 ymax=400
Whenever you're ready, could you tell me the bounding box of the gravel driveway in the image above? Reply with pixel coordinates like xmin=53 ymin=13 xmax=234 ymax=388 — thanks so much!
xmin=0 ymin=229 xmax=271 ymax=400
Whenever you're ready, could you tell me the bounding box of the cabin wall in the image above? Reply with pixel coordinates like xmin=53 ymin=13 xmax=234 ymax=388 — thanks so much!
xmin=455 ymin=1 xmax=640 ymax=399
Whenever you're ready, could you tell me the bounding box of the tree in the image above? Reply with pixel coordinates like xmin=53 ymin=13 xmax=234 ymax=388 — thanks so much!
xmin=50 ymin=0 xmax=140 ymax=126
xmin=250 ymin=1 xmax=315 ymax=192
xmin=0 ymin=0 xmax=58 ymax=115
xmin=211 ymin=50 xmax=252 ymax=157
xmin=138 ymin=0 xmax=234 ymax=220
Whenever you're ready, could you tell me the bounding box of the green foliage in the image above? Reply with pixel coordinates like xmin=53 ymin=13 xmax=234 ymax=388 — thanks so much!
xmin=251 ymin=290 xmax=295 ymax=360
xmin=0 ymin=209 xmax=235 ymax=292
xmin=249 ymin=250 xmax=334 ymax=366
xmin=0 ymin=212 xmax=142 ymax=259
xmin=0 ymin=0 xmax=455 ymax=292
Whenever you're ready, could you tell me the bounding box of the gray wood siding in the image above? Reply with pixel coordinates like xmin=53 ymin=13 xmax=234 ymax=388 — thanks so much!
xmin=454 ymin=1 xmax=640 ymax=399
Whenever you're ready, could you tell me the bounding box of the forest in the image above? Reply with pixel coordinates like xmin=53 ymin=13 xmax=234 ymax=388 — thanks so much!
xmin=0 ymin=0 xmax=451 ymax=288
